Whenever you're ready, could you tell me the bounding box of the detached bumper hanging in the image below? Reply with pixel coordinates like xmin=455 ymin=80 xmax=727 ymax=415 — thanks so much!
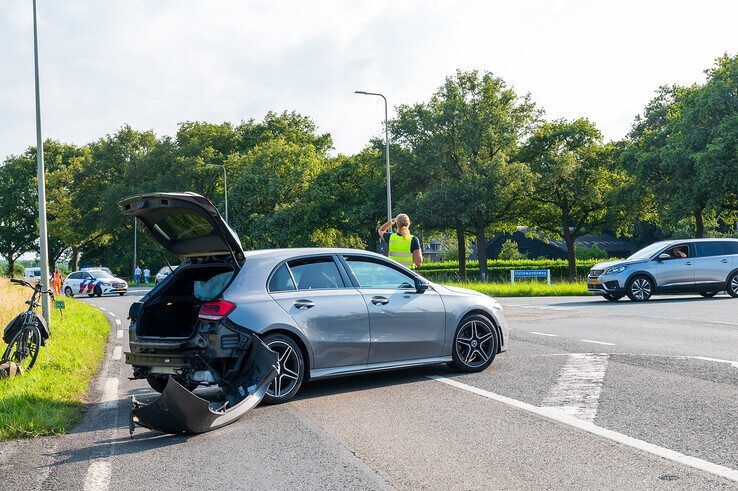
xmin=130 ymin=335 xmax=278 ymax=435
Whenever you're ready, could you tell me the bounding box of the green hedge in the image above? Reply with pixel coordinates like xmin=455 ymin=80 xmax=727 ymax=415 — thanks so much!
xmin=417 ymin=258 xmax=607 ymax=281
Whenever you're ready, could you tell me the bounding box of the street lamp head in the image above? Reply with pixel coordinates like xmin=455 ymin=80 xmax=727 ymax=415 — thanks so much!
xmin=354 ymin=90 xmax=368 ymax=95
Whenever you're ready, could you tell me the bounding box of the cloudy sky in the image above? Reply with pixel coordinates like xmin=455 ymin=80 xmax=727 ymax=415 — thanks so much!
xmin=1 ymin=0 xmax=736 ymax=160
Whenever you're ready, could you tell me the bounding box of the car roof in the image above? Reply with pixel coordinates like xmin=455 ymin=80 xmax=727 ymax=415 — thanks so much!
xmin=242 ymin=247 xmax=387 ymax=262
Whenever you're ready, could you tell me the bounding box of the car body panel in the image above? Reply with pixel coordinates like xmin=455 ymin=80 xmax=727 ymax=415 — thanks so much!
xmin=63 ymin=270 xmax=128 ymax=297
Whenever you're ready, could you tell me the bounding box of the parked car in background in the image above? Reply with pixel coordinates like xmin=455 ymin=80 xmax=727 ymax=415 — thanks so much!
xmin=63 ymin=269 xmax=128 ymax=297
xmin=23 ymin=267 xmax=42 ymax=280
xmin=587 ymin=239 xmax=738 ymax=301
xmin=155 ymin=265 xmax=178 ymax=284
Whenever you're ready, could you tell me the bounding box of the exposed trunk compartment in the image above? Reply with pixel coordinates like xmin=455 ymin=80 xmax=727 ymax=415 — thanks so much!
xmin=136 ymin=264 xmax=235 ymax=339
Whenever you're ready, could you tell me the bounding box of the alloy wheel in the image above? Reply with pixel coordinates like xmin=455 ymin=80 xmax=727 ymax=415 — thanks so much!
xmin=266 ymin=340 xmax=301 ymax=398
xmin=455 ymin=319 xmax=495 ymax=368
xmin=630 ymin=277 xmax=652 ymax=301
xmin=731 ymin=275 xmax=738 ymax=296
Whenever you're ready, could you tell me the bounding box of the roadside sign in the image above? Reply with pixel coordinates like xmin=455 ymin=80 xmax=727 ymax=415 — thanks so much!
xmin=511 ymin=269 xmax=551 ymax=286
xmin=55 ymin=300 xmax=65 ymax=319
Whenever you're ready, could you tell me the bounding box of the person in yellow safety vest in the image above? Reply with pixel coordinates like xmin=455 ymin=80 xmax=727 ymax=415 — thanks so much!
xmin=377 ymin=213 xmax=423 ymax=268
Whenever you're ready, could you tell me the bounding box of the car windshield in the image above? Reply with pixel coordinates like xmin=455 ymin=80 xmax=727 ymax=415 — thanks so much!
xmin=89 ymin=271 xmax=114 ymax=279
xmin=627 ymin=242 xmax=668 ymax=261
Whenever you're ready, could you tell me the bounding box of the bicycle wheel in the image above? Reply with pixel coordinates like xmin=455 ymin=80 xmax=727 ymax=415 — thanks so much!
xmin=2 ymin=324 xmax=42 ymax=371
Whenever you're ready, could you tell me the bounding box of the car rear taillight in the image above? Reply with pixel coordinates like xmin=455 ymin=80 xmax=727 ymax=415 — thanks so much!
xmin=198 ymin=300 xmax=236 ymax=321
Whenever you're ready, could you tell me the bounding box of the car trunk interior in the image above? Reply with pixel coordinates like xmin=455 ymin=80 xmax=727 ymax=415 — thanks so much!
xmin=137 ymin=263 xmax=236 ymax=338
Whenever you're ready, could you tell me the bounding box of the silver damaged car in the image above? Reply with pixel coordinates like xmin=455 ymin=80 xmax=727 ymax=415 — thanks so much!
xmin=119 ymin=192 xmax=509 ymax=434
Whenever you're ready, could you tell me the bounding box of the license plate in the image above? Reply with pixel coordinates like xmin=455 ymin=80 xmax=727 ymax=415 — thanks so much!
xmin=588 ymin=278 xmax=598 ymax=285
xmin=115 ymin=286 xmax=125 ymax=290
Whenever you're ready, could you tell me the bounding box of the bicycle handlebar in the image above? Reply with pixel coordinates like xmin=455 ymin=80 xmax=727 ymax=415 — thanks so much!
xmin=10 ymin=278 xmax=54 ymax=298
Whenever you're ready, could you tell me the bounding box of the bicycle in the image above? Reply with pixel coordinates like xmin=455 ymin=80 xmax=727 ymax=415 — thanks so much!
xmin=2 ymin=278 xmax=53 ymax=371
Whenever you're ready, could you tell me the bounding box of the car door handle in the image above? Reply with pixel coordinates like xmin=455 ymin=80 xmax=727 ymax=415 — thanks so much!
xmin=684 ymin=262 xmax=692 ymax=265
xmin=371 ymin=296 xmax=389 ymax=305
xmin=721 ymin=259 xmax=729 ymax=263
xmin=293 ymin=299 xmax=315 ymax=310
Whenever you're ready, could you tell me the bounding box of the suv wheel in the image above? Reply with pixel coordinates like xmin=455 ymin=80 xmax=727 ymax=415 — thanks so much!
xmin=627 ymin=276 xmax=653 ymax=302
xmin=727 ymin=272 xmax=738 ymax=298
xmin=262 ymin=333 xmax=304 ymax=405
xmin=449 ymin=314 xmax=498 ymax=373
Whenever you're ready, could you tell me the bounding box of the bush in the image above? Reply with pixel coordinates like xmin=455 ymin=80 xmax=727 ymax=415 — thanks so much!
xmin=497 ymin=239 xmax=527 ymax=260
xmin=575 ymin=244 xmax=608 ymax=260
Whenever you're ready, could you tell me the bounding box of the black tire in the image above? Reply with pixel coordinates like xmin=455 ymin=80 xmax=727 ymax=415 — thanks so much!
xmin=64 ymin=287 xmax=74 ymax=297
xmin=699 ymin=291 xmax=718 ymax=298
xmin=118 ymin=292 xmax=125 ymax=296
xmin=727 ymin=272 xmax=738 ymax=298
xmin=262 ymin=333 xmax=305 ymax=405
xmin=449 ymin=314 xmax=498 ymax=373
xmin=146 ymin=374 xmax=169 ymax=393
xmin=626 ymin=275 xmax=653 ymax=302
xmin=94 ymin=285 xmax=102 ymax=297
xmin=2 ymin=324 xmax=42 ymax=372
xmin=602 ymin=294 xmax=623 ymax=301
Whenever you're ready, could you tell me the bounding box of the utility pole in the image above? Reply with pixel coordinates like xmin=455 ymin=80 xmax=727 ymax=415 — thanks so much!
xmin=33 ymin=0 xmax=50 ymax=323
xmin=354 ymin=91 xmax=392 ymax=224
xmin=133 ymin=218 xmax=137 ymax=280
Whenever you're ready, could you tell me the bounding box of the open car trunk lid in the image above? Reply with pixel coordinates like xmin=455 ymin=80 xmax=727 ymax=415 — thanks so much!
xmin=118 ymin=192 xmax=244 ymax=262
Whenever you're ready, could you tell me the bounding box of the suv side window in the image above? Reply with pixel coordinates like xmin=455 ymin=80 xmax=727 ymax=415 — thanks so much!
xmin=343 ymin=256 xmax=416 ymax=289
xmin=721 ymin=241 xmax=738 ymax=255
xmin=695 ymin=242 xmax=726 ymax=257
xmin=68 ymin=272 xmax=81 ymax=280
xmin=287 ymin=256 xmax=344 ymax=290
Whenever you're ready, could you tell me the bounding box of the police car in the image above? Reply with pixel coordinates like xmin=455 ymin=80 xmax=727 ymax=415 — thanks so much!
xmin=63 ymin=269 xmax=128 ymax=297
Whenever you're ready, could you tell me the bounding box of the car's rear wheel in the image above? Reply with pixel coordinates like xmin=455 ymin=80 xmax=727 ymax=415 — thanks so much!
xmin=94 ymin=285 xmax=102 ymax=297
xmin=449 ymin=314 xmax=497 ymax=373
xmin=627 ymin=276 xmax=653 ymax=302
xmin=727 ymin=272 xmax=738 ymax=298
xmin=602 ymin=294 xmax=623 ymax=301
xmin=699 ymin=291 xmax=719 ymax=298
xmin=262 ymin=333 xmax=304 ymax=405
xmin=64 ymin=287 xmax=74 ymax=297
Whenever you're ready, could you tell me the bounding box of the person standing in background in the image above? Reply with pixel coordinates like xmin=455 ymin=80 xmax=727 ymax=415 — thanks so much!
xmin=52 ymin=268 xmax=62 ymax=295
xmin=134 ymin=265 xmax=142 ymax=285
xmin=378 ymin=213 xmax=423 ymax=268
xmin=143 ymin=266 xmax=151 ymax=284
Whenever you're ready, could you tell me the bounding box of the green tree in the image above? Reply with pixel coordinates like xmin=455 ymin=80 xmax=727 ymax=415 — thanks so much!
xmin=498 ymin=239 xmax=526 ymax=260
xmin=518 ymin=119 xmax=625 ymax=277
xmin=0 ymin=157 xmax=37 ymax=277
xmin=392 ymin=70 xmax=538 ymax=279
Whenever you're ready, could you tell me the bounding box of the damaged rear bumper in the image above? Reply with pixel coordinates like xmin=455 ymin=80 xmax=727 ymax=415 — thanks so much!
xmin=130 ymin=335 xmax=278 ymax=434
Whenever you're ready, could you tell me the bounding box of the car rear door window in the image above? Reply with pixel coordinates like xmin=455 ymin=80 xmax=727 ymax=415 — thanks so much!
xmin=288 ymin=257 xmax=343 ymax=290
xmin=344 ymin=257 xmax=416 ymax=289
xmin=721 ymin=241 xmax=738 ymax=255
xmin=268 ymin=264 xmax=296 ymax=292
xmin=695 ymin=242 xmax=726 ymax=257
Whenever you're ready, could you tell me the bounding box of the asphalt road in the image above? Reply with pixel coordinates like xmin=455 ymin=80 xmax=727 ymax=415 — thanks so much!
xmin=1 ymin=291 xmax=737 ymax=489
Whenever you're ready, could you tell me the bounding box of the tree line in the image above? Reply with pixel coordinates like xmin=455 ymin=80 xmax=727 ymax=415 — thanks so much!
xmin=1 ymin=54 xmax=735 ymax=279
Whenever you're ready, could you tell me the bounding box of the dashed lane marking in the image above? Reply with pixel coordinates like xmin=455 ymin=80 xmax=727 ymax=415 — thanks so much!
xmin=580 ymin=339 xmax=616 ymax=346
xmin=542 ymin=353 xmax=609 ymax=422
xmin=429 ymin=376 xmax=738 ymax=483
xmin=683 ymin=355 xmax=738 ymax=369
xmin=112 ymin=346 xmax=122 ymax=361
xmin=530 ymin=331 xmax=558 ymax=337
xmin=83 ymin=461 xmax=111 ymax=491
xmin=108 ymin=312 xmax=117 ymax=317
xmin=116 ymin=329 xmax=123 ymax=339
xmin=114 ymin=318 xmax=121 ymax=326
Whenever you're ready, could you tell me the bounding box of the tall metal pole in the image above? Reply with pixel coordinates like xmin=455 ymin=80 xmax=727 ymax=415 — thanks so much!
xmin=354 ymin=91 xmax=392 ymax=223
xmin=33 ymin=0 xmax=50 ymax=323
xmin=133 ymin=218 xmax=137 ymax=280
xmin=222 ymin=165 xmax=228 ymax=224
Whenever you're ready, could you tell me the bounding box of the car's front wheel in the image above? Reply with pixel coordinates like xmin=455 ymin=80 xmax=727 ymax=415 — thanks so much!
xmin=449 ymin=314 xmax=497 ymax=373
xmin=64 ymin=287 xmax=74 ymax=297
xmin=727 ymin=272 xmax=738 ymax=298
xmin=262 ymin=333 xmax=305 ymax=405
xmin=627 ymin=275 xmax=653 ymax=302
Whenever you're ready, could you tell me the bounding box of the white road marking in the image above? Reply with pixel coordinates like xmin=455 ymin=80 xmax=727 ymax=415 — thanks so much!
xmin=83 ymin=461 xmax=111 ymax=491
xmin=683 ymin=356 xmax=738 ymax=369
xmin=99 ymin=307 xmax=106 ymax=311
xmin=580 ymin=339 xmax=616 ymax=346
xmin=116 ymin=329 xmax=123 ymax=339
xmin=102 ymin=377 xmax=118 ymax=404
xmin=429 ymin=376 xmax=738 ymax=483
xmin=530 ymin=331 xmax=558 ymax=337
xmin=108 ymin=312 xmax=117 ymax=317
xmin=542 ymin=353 xmax=609 ymax=422
xmin=114 ymin=318 xmax=121 ymax=326
xmin=112 ymin=346 xmax=122 ymax=361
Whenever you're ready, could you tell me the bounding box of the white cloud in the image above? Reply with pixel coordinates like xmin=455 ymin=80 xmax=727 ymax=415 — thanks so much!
xmin=1 ymin=0 xmax=736 ymax=160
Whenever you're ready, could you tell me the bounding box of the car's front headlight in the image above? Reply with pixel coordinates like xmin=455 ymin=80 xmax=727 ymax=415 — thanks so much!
xmin=606 ymin=266 xmax=626 ymax=275
xmin=101 ymin=282 xmax=111 ymax=286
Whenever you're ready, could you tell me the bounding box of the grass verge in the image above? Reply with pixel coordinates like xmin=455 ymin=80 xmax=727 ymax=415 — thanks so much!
xmin=445 ymin=280 xmax=589 ymax=297
xmin=0 ymin=279 xmax=109 ymax=440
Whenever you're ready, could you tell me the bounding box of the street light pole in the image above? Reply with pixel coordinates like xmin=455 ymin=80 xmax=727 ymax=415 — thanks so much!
xmin=355 ymin=91 xmax=392 ymax=224
xmin=33 ymin=0 xmax=50 ymax=323
xmin=208 ymin=164 xmax=228 ymax=223
xmin=133 ymin=218 xmax=137 ymax=280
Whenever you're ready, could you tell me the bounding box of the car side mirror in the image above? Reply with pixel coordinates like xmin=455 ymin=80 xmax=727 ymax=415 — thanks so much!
xmin=657 ymin=253 xmax=671 ymax=261
xmin=415 ymin=278 xmax=431 ymax=293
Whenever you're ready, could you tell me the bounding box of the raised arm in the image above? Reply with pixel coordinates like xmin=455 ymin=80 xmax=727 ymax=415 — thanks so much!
xmin=378 ymin=218 xmax=395 ymax=238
